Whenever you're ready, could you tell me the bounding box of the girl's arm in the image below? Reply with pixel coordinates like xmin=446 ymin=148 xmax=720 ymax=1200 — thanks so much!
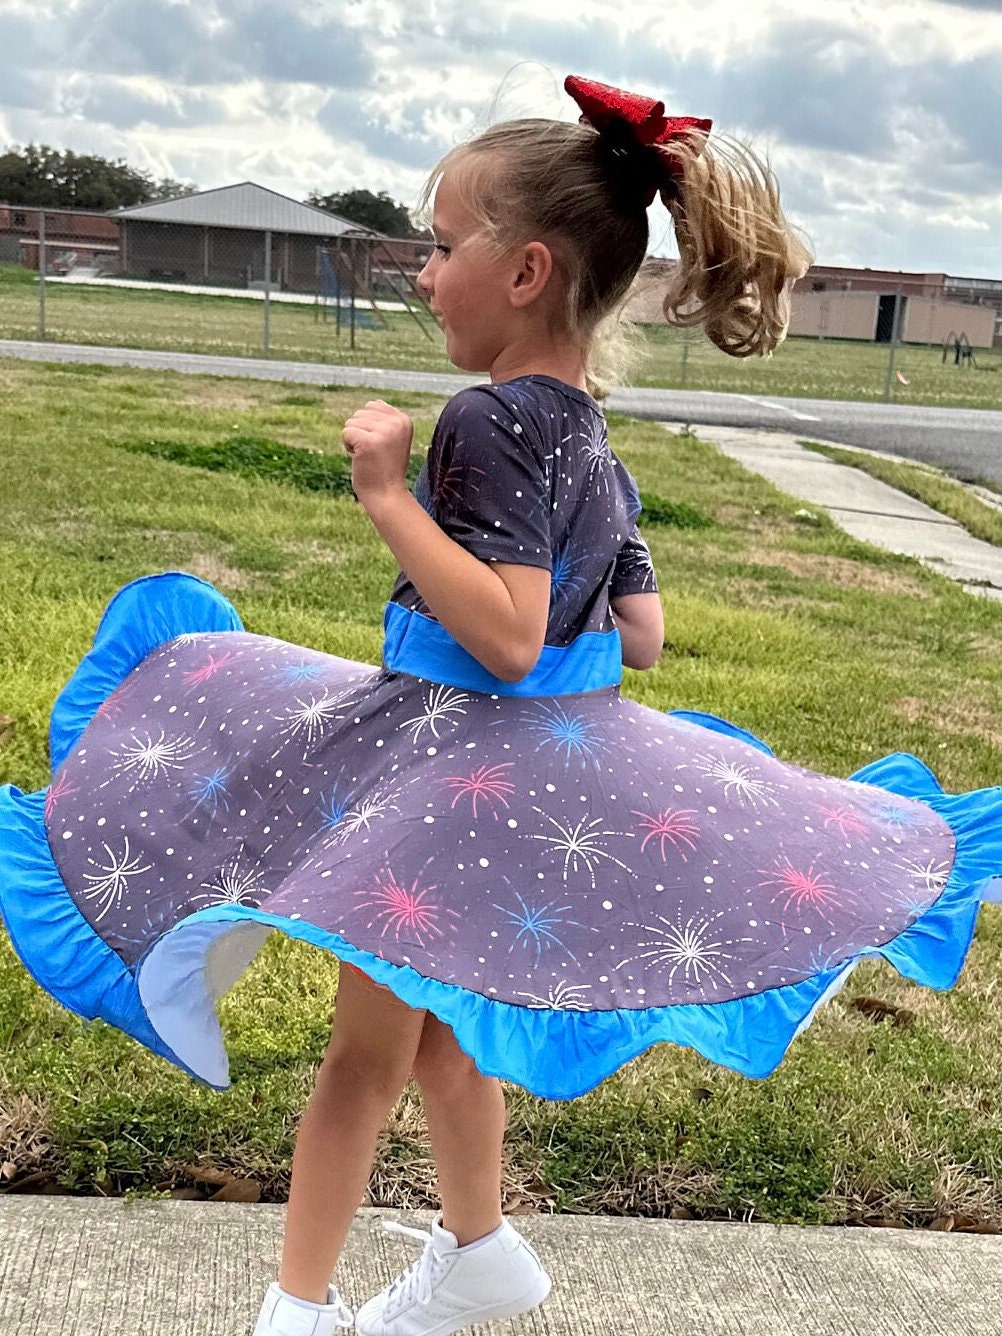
xmin=610 ymin=592 xmax=664 ymax=670
xmin=344 ymin=400 xmax=549 ymax=683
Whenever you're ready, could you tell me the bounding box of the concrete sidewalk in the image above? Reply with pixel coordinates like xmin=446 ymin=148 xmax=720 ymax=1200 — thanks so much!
xmin=2 ymin=1198 xmax=1001 ymax=1336
xmin=667 ymin=422 xmax=1002 ymax=601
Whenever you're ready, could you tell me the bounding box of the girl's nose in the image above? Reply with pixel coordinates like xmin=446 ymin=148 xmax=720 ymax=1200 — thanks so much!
xmin=415 ymin=254 xmax=433 ymax=297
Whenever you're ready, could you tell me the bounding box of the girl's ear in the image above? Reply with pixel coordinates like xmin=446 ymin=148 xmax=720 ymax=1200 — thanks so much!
xmin=509 ymin=241 xmax=554 ymax=308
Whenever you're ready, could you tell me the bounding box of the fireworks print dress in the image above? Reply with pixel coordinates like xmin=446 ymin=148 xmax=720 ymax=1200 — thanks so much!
xmin=1 ymin=375 xmax=1001 ymax=1099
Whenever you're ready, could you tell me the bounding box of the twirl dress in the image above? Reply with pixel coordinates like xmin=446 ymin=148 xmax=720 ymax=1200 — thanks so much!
xmin=1 ymin=376 xmax=1000 ymax=1099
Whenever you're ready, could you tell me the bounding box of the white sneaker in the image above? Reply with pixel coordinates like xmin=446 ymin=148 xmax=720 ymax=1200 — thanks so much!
xmin=253 ymin=1281 xmax=354 ymax=1335
xmin=354 ymin=1216 xmax=551 ymax=1336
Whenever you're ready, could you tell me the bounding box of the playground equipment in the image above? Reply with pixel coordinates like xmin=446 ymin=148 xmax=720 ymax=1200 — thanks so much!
xmin=316 ymin=234 xmax=436 ymax=347
xmin=942 ymin=330 xmax=977 ymax=368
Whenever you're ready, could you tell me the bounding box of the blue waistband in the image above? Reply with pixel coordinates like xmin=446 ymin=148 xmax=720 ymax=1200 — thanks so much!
xmin=382 ymin=602 xmax=622 ymax=697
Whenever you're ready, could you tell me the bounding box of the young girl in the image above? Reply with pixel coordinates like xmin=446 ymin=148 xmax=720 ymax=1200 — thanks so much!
xmin=1 ymin=75 xmax=1000 ymax=1336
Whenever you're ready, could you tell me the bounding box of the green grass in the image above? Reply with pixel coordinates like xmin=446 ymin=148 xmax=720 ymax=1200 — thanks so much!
xmin=3 ymin=264 xmax=1001 ymax=409
xmin=635 ymin=325 xmax=1002 ymax=409
xmin=2 ymin=356 xmax=1002 ymax=1226
xmin=801 ymin=442 xmax=1002 ymax=548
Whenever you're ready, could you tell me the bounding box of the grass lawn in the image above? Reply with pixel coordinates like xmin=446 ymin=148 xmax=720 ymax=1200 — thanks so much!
xmin=2 ymin=356 xmax=1002 ymax=1227
xmin=3 ymin=264 xmax=1001 ymax=410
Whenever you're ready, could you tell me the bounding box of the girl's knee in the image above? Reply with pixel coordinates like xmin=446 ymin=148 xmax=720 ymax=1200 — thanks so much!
xmin=412 ymin=1028 xmax=493 ymax=1095
xmin=317 ymin=1036 xmax=412 ymax=1106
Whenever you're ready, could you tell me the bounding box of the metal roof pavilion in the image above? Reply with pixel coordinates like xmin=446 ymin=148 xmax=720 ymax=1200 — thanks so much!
xmin=111 ymin=182 xmax=376 ymax=238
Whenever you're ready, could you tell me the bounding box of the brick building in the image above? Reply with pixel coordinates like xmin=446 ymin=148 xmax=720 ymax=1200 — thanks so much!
xmin=626 ymin=259 xmax=1001 ymax=348
xmin=0 ymin=203 xmax=120 ymax=272
xmin=792 ymin=265 xmax=1000 ymax=348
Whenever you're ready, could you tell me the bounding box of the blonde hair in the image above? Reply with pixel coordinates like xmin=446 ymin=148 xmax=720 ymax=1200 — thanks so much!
xmin=421 ymin=117 xmax=812 ymax=392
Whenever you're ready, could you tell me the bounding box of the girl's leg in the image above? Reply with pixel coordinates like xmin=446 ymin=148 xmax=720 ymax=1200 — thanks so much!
xmin=278 ymin=967 xmax=428 ymax=1303
xmin=353 ymin=1013 xmax=548 ymax=1336
xmin=410 ymin=1012 xmax=506 ymax=1245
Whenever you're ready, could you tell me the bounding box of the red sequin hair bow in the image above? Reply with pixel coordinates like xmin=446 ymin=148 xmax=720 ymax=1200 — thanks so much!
xmin=564 ymin=74 xmax=712 ymax=203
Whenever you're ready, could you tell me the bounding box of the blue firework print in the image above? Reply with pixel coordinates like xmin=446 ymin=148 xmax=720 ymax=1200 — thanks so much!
xmin=186 ymin=765 xmax=233 ymax=817
xmin=4 ymin=374 xmax=996 ymax=1099
xmin=522 ymin=702 xmax=607 ymax=766
xmin=393 ymin=376 xmax=658 ymax=647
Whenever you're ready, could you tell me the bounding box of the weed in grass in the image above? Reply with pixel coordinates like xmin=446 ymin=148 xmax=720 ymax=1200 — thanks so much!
xmin=639 ymin=493 xmax=713 ymax=530
xmin=122 ymin=435 xmax=428 ymax=497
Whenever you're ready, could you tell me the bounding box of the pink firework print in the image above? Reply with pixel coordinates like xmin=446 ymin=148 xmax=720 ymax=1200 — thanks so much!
xmin=434 ymin=460 xmax=486 ymax=514
xmin=633 ymin=806 xmax=700 ymax=859
xmin=353 ymin=865 xmax=459 ymax=946
xmin=94 ymin=676 xmax=137 ymax=723
xmin=182 ymin=650 xmax=236 ymax=690
xmin=759 ymin=853 xmax=855 ymax=924
xmin=820 ymin=806 xmax=868 ymax=837
xmin=44 ymin=770 xmax=80 ymax=823
xmin=443 ymin=763 xmax=516 ymax=818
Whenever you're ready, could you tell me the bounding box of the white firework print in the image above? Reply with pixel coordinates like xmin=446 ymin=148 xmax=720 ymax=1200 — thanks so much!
xmin=400 ymin=685 xmax=471 ymax=742
xmin=80 ymin=837 xmax=153 ymax=922
xmin=278 ymin=691 xmax=347 ymax=747
xmin=105 ymin=730 xmax=196 ymax=789
xmin=517 ymin=980 xmax=593 ymax=1011
xmin=168 ymin=632 xmax=213 ymax=648
xmin=529 ymin=807 xmax=632 ymax=888
xmin=896 ymin=855 xmax=951 ymax=895
xmin=692 ymin=753 xmax=780 ymax=808
xmin=578 ymin=421 xmax=613 ymax=493
xmin=334 ymin=786 xmax=401 ymax=842
xmin=616 ymin=911 xmax=738 ymax=996
xmin=194 ymin=852 xmax=269 ymax=907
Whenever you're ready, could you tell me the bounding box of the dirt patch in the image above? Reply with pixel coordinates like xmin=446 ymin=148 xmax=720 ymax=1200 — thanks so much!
xmin=895 ymin=694 xmax=1002 ymax=747
xmin=968 ymin=632 xmax=1002 ymax=660
xmin=279 ymin=537 xmax=344 ymax=568
xmin=186 ymin=552 xmax=252 ymax=591
xmin=740 ymin=545 xmax=930 ymax=598
xmin=177 ymin=382 xmax=268 ymax=412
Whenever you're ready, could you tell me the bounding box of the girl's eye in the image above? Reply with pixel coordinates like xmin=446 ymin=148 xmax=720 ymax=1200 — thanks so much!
xmin=434 ymin=243 xmax=451 ymax=256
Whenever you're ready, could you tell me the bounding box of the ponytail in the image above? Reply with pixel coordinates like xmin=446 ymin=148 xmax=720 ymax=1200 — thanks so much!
xmin=658 ymin=134 xmax=812 ymax=357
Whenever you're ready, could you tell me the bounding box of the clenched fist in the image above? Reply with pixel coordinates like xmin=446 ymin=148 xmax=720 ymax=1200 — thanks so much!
xmin=342 ymin=400 xmax=414 ymax=505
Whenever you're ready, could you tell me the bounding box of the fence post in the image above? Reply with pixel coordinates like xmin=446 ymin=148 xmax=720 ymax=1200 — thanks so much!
xmin=882 ymin=287 xmax=903 ymax=402
xmin=263 ymin=230 xmax=272 ymax=357
xmin=38 ymin=211 xmax=47 ymax=341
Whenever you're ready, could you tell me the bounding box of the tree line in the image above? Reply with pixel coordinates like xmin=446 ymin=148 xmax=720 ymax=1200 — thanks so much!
xmin=0 ymin=145 xmax=423 ymax=237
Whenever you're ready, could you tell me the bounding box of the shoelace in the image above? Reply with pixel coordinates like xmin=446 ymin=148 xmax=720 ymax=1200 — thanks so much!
xmin=380 ymin=1221 xmax=451 ymax=1312
xmin=329 ymin=1292 xmax=355 ymax=1329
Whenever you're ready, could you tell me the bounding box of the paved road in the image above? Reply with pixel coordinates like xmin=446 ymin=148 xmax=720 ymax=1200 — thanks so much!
xmin=613 ymin=387 xmax=1002 ymax=483
xmin=2 ymin=339 xmax=1001 ymax=483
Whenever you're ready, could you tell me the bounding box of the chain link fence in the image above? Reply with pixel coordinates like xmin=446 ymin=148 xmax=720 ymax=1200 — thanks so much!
xmin=0 ymin=207 xmax=443 ymax=369
xmin=1 ymin=207 xmax=1000 ymax=403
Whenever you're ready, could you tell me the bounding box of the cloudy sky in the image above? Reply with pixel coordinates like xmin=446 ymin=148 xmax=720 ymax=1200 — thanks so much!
xmin=2 ymin=0 xmax=1001 ymax=278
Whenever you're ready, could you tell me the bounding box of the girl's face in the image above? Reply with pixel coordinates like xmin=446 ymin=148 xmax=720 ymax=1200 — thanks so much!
xmin=416 ymin=172 xmax=515 ymax=374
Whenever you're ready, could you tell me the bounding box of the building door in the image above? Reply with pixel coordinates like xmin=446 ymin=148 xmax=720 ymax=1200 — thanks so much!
xmin=875 ymin=293 xmax=906 ymax=342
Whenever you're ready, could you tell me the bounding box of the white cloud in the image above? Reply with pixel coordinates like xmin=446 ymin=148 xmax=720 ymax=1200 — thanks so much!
xmin=0 ymin=0 xmax=1000 ymax=276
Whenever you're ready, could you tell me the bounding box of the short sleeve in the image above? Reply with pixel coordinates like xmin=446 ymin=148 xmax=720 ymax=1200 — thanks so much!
xmin=427 ymin=387 xmax=551 ymax=569
xmin=609 ymin=526 xmax=659 ymax=597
